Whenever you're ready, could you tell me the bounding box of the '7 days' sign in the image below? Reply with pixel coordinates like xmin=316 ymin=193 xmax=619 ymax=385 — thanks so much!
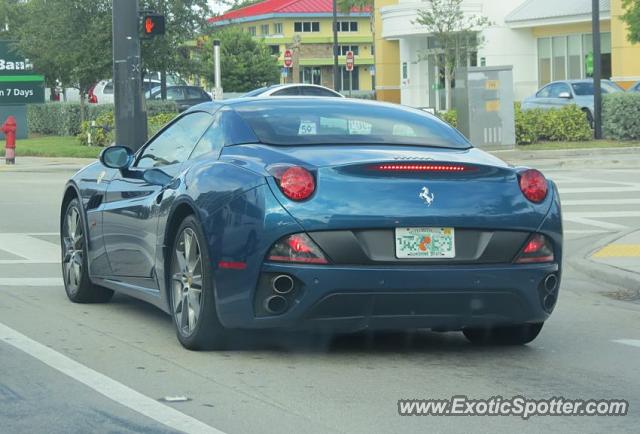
xmin=0 ymin=40 xmax=44 ymax=104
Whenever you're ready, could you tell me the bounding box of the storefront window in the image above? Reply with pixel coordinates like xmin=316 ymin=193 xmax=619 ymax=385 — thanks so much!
xmin=552 ymin=37 xmax=566 ymax=81
xmin=538 ymin=33 xmax=611 ymax=86
xmin=538 ymin=38 xmax=552 ymax=86
xmin=568 ymin=35 xmax=582 ymax=79
xmin=300 ymin=67 xmax=321 ymax=85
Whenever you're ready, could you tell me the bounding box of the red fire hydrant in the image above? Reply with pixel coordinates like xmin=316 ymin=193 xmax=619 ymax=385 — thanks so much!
xmin=2 ymin=116 xmax=17 ymax=165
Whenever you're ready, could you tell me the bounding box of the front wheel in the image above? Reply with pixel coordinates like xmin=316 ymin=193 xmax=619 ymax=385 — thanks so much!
xmin=61 ymin=198 xmax=113 ymax=303
xmin=462 ymin=323 xmax=544 ymax=346
xmin=169 ymin=216 xmax=225 ymax=350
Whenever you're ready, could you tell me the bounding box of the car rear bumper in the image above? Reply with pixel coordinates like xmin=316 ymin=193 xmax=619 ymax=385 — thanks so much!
xmin=216 ymin=262 xmax=561 ymax=332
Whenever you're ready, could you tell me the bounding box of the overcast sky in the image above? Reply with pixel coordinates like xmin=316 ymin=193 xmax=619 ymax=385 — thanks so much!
xmin=208 ymin=1 xmax=229 ymax=15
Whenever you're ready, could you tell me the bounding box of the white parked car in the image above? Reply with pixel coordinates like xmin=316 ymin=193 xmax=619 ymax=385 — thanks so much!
xmin=243 ymin=84 xmax=344 ymax=98
xmin=88 ymin=79 xmax=162 ymax=104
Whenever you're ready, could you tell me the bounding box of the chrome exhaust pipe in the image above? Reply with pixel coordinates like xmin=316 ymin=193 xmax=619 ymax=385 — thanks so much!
xmin=544 ymin=274 xmax=558 ymax=293
xmin=271 ymin=274 xmax=295 ymax=295
xmin=264 ymin=295 xmax=288 ymax=315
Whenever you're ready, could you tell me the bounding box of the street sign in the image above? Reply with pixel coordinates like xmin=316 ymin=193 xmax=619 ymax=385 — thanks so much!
xmin=0 ymin=41 xmax=44 ymax=105
xmin=346 ymin=50 xmax=354 ymax=72
xmin=283 ymin=49 xmax=293 ymax=68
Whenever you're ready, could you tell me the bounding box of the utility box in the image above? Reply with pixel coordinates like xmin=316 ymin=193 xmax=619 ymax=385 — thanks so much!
xmin=453 ymin=66 xmax=515 ymax=149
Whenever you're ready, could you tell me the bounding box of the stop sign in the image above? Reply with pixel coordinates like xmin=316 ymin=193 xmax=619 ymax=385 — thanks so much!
xmin=345 ymin=51 xmax=354 ymax=72
xmin=283 ymin=49 xmax=293 ymax=68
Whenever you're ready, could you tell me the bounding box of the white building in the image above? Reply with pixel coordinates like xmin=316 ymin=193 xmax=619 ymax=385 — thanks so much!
xmin=377 ymin=0 xmax=616 ymax=108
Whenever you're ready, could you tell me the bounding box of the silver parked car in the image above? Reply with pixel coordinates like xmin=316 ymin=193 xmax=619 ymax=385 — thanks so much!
xmin=522 ymin=79 xmax=623 ymax=126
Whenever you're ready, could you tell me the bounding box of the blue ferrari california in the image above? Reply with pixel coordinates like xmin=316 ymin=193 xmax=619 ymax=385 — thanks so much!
xmin=61 ymin=98 xmax=562 ymax=350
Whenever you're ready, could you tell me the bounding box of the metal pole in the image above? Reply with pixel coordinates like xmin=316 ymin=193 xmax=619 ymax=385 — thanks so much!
xmin=112 ymin=0 xmax=147 ymax=151
xmin=592 ymin=0 xmax=602 ymax=139
xmin=213 ymin=39 xmax=223 ymax=100
xmin=332 ymin=0 xmax=340 ymax=91
xmin=349 ymin=70 xmax=352 ymax=97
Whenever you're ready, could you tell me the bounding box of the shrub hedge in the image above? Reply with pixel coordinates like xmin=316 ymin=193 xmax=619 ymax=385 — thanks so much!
xmin=440 ymin=104 xmax=591 ymax=145
xmin=78 ymin=111 xmax=178 ymax=147
xmin=603 ymin=92 xmax=640 ymax=141
xmin=28 ymin=101 xmax=178 ymax=137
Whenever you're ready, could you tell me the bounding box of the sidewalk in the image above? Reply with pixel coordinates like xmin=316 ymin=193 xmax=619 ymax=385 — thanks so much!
xmin=570 ymin=230 xmax=640 ymax=296
xmin=0 ymin=156 xmax=95 ymax=173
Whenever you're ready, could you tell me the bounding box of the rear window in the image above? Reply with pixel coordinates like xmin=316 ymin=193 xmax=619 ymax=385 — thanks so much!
xmin=232 ymin=101 xmax=471 ymax=149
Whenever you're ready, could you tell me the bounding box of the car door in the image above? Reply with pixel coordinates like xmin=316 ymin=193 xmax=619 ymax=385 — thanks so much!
xmin=101 ymin=111 xmax=213 ymax=285
xmin=547 ymin=82 xmax=573 ymax=109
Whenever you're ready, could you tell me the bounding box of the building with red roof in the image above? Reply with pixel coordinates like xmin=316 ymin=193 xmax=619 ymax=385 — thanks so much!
xmin=208 ymin=0 xmax=374 ymax=94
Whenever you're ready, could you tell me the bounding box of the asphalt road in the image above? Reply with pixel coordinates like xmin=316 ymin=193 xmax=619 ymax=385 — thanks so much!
xmin=0 ymin=153 xmax=639 ymax=434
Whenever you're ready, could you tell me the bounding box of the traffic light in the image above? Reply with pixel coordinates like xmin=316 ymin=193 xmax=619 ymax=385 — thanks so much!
xmin=141 ymin=13 xmax=165 ymax=38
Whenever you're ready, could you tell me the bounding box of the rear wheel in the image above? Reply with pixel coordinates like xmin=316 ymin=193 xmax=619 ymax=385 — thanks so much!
xmin=583 ymin=109 xmax=594 ymax=129
xmin=170 ymin=216 xmax=225 ymax=350
xmin=462 ymin=323 xmax=544 ymax=346
xmin=61 ymin=198 xmax=113 ymax=303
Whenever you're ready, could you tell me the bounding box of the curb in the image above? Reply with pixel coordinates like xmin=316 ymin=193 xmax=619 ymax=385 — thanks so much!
xmin=567 ymin=230 xmax=640 ymax=291
xmin=490 ymin=146 xmax=640 ymax=159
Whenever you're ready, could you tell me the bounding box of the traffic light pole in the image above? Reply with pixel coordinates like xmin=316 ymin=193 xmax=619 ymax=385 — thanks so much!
xmin=112 ymin=0 xmax=148 ymax=151
xmin=592 ymin=0 xmax=602 ymax=139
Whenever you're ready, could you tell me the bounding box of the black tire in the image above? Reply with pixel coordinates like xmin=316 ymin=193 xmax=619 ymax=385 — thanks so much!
xmin=169 ymin=215 xmax=225 ymax=350
xmin=583 ymin=109 xmax=594 ymax=129
xmin=61 ymin=198 xmax=114 ymax=303
xmin=462 ymin=323 xmax=544 ymax=346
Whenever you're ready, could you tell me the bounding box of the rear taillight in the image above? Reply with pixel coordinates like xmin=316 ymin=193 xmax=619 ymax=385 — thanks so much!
xmin=514 ymin=234 xmax=554 ymax=264
xmin=267 ymin=233 xmax=329 ymax=264
xmin=269 ymin=165 xmax=315 ymax=201
xmin=370 ymin=163 xmax=471 ymax=172
xmin=519 ymin=169 xmax=548 ymax=203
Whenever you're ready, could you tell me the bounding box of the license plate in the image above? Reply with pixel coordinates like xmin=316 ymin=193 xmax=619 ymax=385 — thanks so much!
xmin=395 ymin=227 xmax=456 ymax=259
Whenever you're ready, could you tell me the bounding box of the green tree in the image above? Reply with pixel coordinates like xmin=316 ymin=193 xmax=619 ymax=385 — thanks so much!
xmin=415 ymin=0 xmax=491 ymax=110
xmin=199 ymin=27 xmax=280 ymax=92
xmin=622 ymin=0 xmax=640 ymax=43
xmin=139 ymin=0 xmax=211 ymax=97
xmin=11 ymin=0 xmax=112 ymax=113
xmin=221 ymin=0 xmax=262 ymax=11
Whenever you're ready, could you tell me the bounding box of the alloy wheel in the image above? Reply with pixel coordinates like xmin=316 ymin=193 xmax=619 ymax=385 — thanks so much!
xmin=172 ymin=227 xmax=204 ymax=336
xmin=62 ymin=205 xmax=84 ymax=295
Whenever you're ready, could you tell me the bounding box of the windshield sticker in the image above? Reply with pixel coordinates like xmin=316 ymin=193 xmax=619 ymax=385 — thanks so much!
xmin=298 ymin=120 xmax=317 ymax=135
xmin=348 ymin=119 xmax=372 ymax=135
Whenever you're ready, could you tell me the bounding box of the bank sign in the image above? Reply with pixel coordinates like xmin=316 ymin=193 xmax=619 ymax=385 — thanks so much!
xmin=0 ymin=41 xmax=45 ymax=104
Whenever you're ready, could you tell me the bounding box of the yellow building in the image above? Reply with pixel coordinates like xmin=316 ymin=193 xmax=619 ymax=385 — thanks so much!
xmin=209 ymin=0 xmax=375 ymax=94
xmin=374 ymin=0 xmax=640 ymax=106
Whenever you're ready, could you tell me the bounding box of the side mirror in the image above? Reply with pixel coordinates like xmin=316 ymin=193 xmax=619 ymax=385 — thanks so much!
xmin=143 ymin=167 xmax=178 ymax=188
xmin=100 ymin=146 xmax=134 ymax=170
xmin=558 ymin=92 xmax=572 ymax=99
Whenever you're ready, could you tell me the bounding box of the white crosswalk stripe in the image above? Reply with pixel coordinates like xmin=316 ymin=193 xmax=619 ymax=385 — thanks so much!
xmin=0 ymin=233 xmax=60 ymax=264
xmin=553 ymin=172 xmax=640 ymax=236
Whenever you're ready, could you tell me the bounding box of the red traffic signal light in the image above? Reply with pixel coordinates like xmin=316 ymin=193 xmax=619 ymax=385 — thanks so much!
xmin=141 ymin=13 xmax=165 ymax=37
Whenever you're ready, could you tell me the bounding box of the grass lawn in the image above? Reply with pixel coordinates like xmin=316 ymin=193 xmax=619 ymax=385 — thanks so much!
xmin=516 ymin=140 xmax=640 ymax=151
xmin=0 ymin=135 xmax=100 ymax=158
xmin=1 ymin=136 xmax=639 ymax=158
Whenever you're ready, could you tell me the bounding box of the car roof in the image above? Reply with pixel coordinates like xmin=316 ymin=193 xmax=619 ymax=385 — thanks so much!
xmin=186 ymin=96 xmax=434 ymax=117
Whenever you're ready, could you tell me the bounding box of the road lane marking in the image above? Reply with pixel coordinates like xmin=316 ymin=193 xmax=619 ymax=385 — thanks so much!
xmin=593 ymin=245 xmax=640 ymax=258
xmin=613 ymin=339 xmax=640 ymax=349
xmin=562 ymin=217 xmax=628 ymax=231
xmin=559 ymin=186 xmax=640 ymax=194
xmin=0 ymin=322 xmax=225 ymax=434
xmin=562 ymin=199 xmax=640 ymax=206
xmin=0 ymin=234 xmax=59 ymax=262
xmin=0 ymin=259 xmax=59 ymax=265
xmin=564 ymin=211 xmax=640 ymax=218
xmin=0 ymin=278 xmax=63 ymax=286
xmin=564 ymin=229 xmax=609 ymax=234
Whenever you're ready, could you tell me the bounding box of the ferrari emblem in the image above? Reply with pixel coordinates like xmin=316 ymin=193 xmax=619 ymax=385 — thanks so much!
xmin=419 ymin=187 xmax=435 ymax=206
